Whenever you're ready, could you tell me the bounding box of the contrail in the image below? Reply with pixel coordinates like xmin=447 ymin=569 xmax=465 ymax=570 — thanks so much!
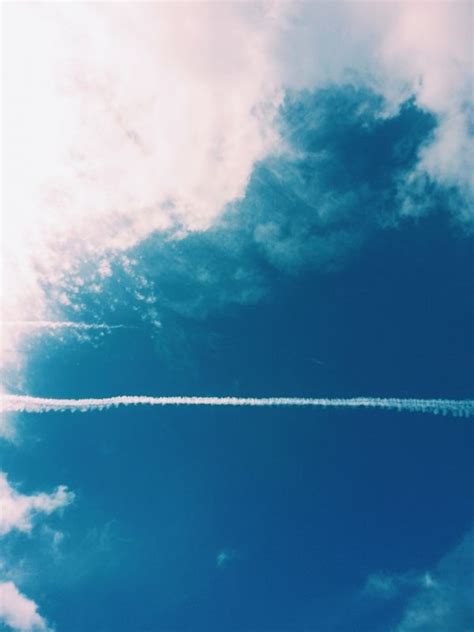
xmin=1 ymin=395 xmax=473 ymax=417
xmin=1 ymin=321 xmax=126 ymax=331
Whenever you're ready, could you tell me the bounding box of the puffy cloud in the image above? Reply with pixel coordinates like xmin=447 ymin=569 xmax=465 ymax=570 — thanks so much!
xmin=1 ymin=2 xmax=282 ymax=370
xmin=123 ymin=86 xmax=434 ymax=325
xmin=0 ymin=473 xmax=74 ymax=537
xmin=378 ymin=2 xmax=473 ymax=204
xmin=279 ymin=2 xmax=473 ymax=209
xmin=1 ymin=1 xmax=471 ymax=373
xmin=0 ymin=581 xmax=49 ymax=632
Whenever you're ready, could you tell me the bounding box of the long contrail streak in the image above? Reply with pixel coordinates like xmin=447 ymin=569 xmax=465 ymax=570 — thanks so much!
xmin=1 ymin=395 xmax=473 ymax=417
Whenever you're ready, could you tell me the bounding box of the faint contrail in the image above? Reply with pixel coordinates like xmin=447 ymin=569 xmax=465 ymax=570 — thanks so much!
xmin=1 ymin=321 xmax=126 ymax=331
xmin=1 ymin=395 xmax=472 ymax=417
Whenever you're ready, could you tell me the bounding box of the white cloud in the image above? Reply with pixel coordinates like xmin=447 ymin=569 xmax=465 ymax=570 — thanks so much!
xmin=1 ymin=2 xmax=282 ymax=370
xmin=0 ymin=581 xmax=49 ymax=632
xmin=275 ymin=1 xmax=473 ymax=214
xmin=376 ymin=2 xmax=473 ymax=218
xmin=0 ymin=473 xmax=74 ymax=537
xmin=2 ymin=2 xmax=472 ymax=375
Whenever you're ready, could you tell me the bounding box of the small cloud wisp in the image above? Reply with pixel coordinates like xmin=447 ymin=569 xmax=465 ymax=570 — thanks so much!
xmin=0 ymin=472 xmax=74 ymax=537
xmin=1 ymin=321 xmax=126 ymax=331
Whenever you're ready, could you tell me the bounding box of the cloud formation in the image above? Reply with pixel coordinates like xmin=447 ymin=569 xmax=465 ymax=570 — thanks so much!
xmin=278 ymin=2 xmax=473 ymax=214
xmin=0 ymin=473 xmax=74 ymax=537
xmin=364 ymin=570 xmax=435 ymax=600
xmin=1 ymin=2 xmax=282 ymax=369
xmin=2 ymin=6 xmax=471 ymax=631
xmin=0 ymin=581 xmax=49 ymax=632
xmin=393 ymin=528 xmax=474 ymax=632
xmin=2 ymin=2 xmax=472 ymax=372
xmin=362 ymin=528 xmax=474 ymax=632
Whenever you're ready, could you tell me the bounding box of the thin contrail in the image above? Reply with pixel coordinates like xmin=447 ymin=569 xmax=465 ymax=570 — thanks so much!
xmin=1 ymin=321 xmax=126 ymax=331
xmin=1 ymin=395 xmax=473 ymax=417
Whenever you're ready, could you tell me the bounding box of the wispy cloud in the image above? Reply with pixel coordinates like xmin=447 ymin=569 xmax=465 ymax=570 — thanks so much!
xmin=1 ymin=395 xmax=472 ymax=417
xmin=392 ymin=528 xmax=473 ymax=632
xmin=361 ymin=528 xmax=474 ymax=632
xmin=216 ymin=548 xmax=237 ymax=569
xmin=364 ymin=570 xmax=436 ymax=600
xmin=2 ymin=321 xmax=126 ymax=332
xmin=0 ymin=472 xmax=74 ymax=537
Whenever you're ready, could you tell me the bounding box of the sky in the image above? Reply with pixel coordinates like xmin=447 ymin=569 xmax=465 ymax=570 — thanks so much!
xmin=0 ymin=2 xmax=473 ymax=631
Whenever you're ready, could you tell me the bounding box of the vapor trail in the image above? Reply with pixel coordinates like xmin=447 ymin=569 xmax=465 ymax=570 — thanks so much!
xmin=1 ymin=395 xmax=473 ymax=417
xmin=1 ymin=321 xmax=126 ymax=331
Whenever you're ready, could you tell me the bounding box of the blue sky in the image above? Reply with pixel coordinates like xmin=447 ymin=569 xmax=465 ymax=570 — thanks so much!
xmin=1 ymin=3 xmax=473 ymax=632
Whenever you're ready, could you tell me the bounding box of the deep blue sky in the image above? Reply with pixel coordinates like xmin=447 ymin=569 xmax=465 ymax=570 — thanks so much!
xmin=2 ymin=85 xmax=473 ymax=631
